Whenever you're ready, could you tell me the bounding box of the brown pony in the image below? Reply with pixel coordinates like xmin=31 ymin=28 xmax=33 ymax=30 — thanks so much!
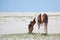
xmin=28 ymin=13 xmax=48 ymax=34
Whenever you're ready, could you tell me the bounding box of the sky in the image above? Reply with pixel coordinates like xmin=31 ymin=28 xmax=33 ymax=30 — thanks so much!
xmin=0 ymin=0 xmax=60 ymax=12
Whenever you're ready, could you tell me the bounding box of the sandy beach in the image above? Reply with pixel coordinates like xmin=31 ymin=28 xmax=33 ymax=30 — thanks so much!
xmin=0 ymin=12 xmax=60 ymax=34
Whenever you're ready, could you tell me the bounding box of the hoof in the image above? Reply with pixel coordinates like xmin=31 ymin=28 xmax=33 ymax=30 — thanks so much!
xmin=41 ymin=33 xmax=47 ymax=35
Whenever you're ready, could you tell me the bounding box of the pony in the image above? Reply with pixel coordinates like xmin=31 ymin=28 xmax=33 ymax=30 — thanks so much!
xmin=28 ymin=13 xmax=48 ymax=35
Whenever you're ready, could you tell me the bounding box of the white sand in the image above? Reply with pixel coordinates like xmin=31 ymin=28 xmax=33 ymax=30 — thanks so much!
xmin=0 ymin=12 xmax=60 ymax=34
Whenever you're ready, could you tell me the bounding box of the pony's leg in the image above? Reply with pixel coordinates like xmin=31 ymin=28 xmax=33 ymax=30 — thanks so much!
xmin=44 ymin=23 xmax=47 ymax=34
xmin=37 ymin=22 xmax=40 ymax=33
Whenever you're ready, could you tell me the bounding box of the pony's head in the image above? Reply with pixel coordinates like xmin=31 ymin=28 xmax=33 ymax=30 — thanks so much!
xmin=28 ymin=18 xmax=36 ymax=33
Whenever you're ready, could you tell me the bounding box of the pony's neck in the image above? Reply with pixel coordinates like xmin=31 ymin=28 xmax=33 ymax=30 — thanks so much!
xmin=32 ymin=18 xmax=36 ymax=26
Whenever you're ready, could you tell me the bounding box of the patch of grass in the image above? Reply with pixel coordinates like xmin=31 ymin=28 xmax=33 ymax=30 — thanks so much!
xmin=0 ymin=33 xmax=60 ymax=40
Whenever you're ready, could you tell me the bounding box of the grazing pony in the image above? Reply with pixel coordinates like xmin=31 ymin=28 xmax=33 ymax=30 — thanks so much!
xmin=28 ymin=13 xmax=48 ymax=34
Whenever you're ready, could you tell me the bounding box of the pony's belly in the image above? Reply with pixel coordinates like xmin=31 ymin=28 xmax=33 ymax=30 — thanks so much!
xmin=40 ymin=20 xmax=44 ymax=24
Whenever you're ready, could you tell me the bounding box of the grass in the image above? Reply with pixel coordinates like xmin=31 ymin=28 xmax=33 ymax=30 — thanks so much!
xmin=0 ymin=33 xmax=60 ymax=40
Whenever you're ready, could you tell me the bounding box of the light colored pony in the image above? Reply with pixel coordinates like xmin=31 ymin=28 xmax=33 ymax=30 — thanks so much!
xmin=28 ymin=13 xmax=48 ymax=35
